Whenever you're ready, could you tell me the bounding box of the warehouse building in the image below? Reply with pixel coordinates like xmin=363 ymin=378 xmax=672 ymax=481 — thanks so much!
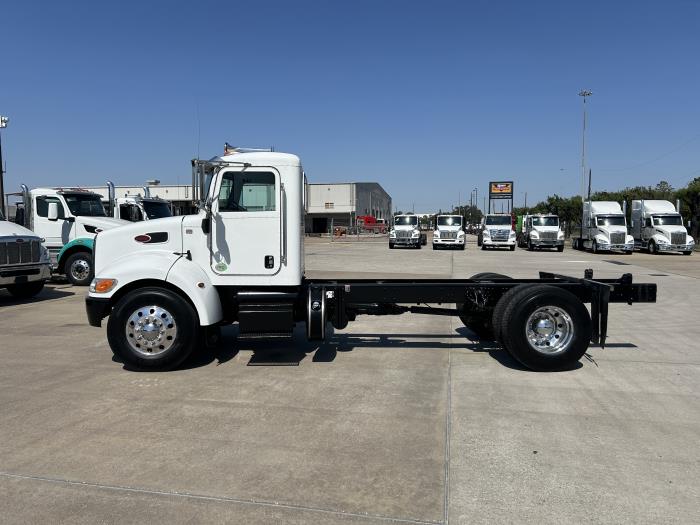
xmin=306 ymin=182 xmax=392 ymax=233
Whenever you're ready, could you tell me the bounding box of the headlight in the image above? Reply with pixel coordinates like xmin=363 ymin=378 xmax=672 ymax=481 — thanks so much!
xmin=657 ymin=238 xmax=668 ymax=244
xmin=434 ymin=230 xmax=440 ymax=237
xmin=530 ymin=231 xmax=539 ymax=238
xmin=509 ymin=231 xmax=516 ymax=238
xmin=689 ymin=238 xmax=695 ymax=245
xmin=558 ymin=231 xmax=565 ymax=239
xmin=412 ymin=230 xmax=419 ymax=237
xmin=458 ymin=230 xmax=465 ymax=237
xmin=389 ymin=230 xmax=396 ymax=237
xmin=40 ymin=245 xmax=50 ymax=262
xmin=483 ymin=230 xmax=491 ymax=237
xmin=90 ymin=278 xmax=117 ymax=293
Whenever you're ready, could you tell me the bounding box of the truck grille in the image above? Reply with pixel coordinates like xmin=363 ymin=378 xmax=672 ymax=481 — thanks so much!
xmin=609 ymin=232 xmax=626 ymax=245
xmin=0 ymin=239 xmax=42 ymax=266
xmin=539 ymin=231 xmax=558 ymax=240
xmin=396 ymin=230 xmax=412 ymax=238
xmin=440 ymin=231 xmax=457 ymax=239
xmin=490 ymin=229 xmax=510 ymax=241
xmin=671 ymin=232 xmax=686 ymax=245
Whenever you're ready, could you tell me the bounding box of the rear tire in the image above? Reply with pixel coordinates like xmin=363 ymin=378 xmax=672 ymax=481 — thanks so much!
xmin=107 ymin=287 xmax=199 ymax=370
xmin=492 ymin=284 xmax=532 ymax=345
xmin=65 ymin=252 xmax=94 ymax=286
xmin=498 ymin=285 xmax=591 ymax=371
xmin=6 ymin=280 xmax=45 ymax=299
xmin=458 ymin=273 xmax=513 ymax=339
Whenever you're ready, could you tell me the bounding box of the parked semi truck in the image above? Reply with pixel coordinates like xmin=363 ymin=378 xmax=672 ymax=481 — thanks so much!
xmin=389 ymin=214 xmax=426 ymax=248
xmin=477 ymin=214 xmax=516 ymax=250
xmin=1 ymin=208 xmax=51 ymax=298
xmin=573 ymin=201 xmax=634 ymax=254
xmin=517 ymin=214 xmax=565 ymax=252
xmin=433 ymin=214 xmax=465 ymax=250
xmin=85 ymin=149 xmax=657 ymax=372
xmin=16 ymin=186 xmax=128 ymax=285
xmin=630 ymin=200 xmax=694 ymax=255
xmin=105 ymin=182 xmax=173 ymax=222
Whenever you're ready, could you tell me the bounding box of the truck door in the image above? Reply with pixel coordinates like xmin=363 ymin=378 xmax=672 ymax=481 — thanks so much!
xmin=211 ymin=168 xmax=281 ymax=276
xmin=34 ymin=195 xmax=72 ymax=247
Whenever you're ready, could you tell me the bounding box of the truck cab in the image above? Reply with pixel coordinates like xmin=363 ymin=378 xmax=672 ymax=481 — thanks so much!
xmin=389 ymin=214 xmax=424 ymax=249
xmin=478 ymin=214 xmax=516 ymax=250
xmin=631 ymin=200 xmax=694 ymax=255
xmin=432 ymin=214 xmax=465 ymax=250
xmin=518 ymin=214 xmax=565 ymax=252
xmin=575 ymin=201 xmax=634 ymax=254
xmin=17 ymin=186 xmax=129 ymax=285
xmin=0 ymin=208 xmax=51 ymax=298
xmin=105 ymin=182 xmax=173 ymax=222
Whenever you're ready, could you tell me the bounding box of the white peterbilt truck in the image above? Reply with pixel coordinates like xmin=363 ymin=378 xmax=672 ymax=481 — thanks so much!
xmin=518 ymin=214 xmax=565 ymax=252
xmin=573 ymin=201 xmax=634 ymax=254
xmin=0 ymin=208 xmax=51 ymax=298
xmin=432 ymin=214 xmax=465 ymax=250
xmin=477 ymin=214 xmax=516 ymax=250
xmin=105 ymin=182 xmax=173 ymax=222
xmin=16 ymin=186 xmax=129 ymax=285
xmin=630 ymin=200 xmax=694 ymax=255
xmin=85 ymin=149 xmax=657 ymax=372
xmin=389 ymin=214 xmax=426 ymax=248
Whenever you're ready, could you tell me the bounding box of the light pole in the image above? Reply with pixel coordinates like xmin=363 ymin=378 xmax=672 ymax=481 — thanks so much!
xmin=578 ymin=90 xmax=592 ymax=205
xmin=0 ymin=115 xmax=8 ymax=218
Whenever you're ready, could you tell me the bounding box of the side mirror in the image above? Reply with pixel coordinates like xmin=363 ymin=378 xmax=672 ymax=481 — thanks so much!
xmin=48 ymin=202 xmax=59 ymax=221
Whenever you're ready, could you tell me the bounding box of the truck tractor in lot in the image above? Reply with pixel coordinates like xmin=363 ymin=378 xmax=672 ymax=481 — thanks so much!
xmin=477 ymin=214 xmax=516 ymax=250
xmin=104 ymin=182 xmax=173 ymax=222
xmin=389 ymin=214 xmax=426 ymax=248
xmin=433 ymin=214 xmax=465 ymax=250
xmin=630 ymin=200 xmax=694 ymax=255
xmin=16 ymin=186 xmax=129 ymax=285
xmin=573 ymin=201 xmax=634 ymax=254
xmin=517 ymin=214 xmax=565 ymax=252
xmin=85 ymin=149 xmax=657 ymax=372
xmin=1 ymin=208 xmax=51 ymax=298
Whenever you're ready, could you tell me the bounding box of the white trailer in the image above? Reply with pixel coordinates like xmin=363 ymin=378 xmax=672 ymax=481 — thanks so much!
xmin=477 ymin=214 xmax=516 ymax=250
xmin=518 ymin=214 xmax=565 ymax=252
xmin=630 ymin=200 xmax=694 ymax=255
xmin=432 ymin=214 xmax=465 ymax=250
xmin=573 ymin=201 xmax=634 ymax=254
xmin=85 ymin=149 xmax=657 ymax=372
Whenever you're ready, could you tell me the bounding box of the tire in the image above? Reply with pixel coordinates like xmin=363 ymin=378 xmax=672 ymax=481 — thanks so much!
xmin=481 ymin=243 xmax=486 ymax=250
xmin=497 ymin=285 xmax=592 ymax=371
xmin=527 ymin=239 xmax=534 ymax=251
xmin=416 ymin=243 xmax=422 ymax=249
xmin=492 ymin=284 xmax=532 ymax=345
xmin=107 ymin=287 xmax=200 ymax=370
xmin=648 ymin=241 xmax=657 ymax=254
xmin=509 ymin=245 xmax=515 ymax=251
xmin=432 ymin=244 xmax=437 ymax=250
xmin=65 ymin=252 xmax=94 ymax=286
xmin=458 ymin=273 xmax=513 ymax=339
xmin=683 ymin=251 xmax=692 ymax=256
xmin=6 ymin=280 xmax=45 ymax=299
xmin=592 ymin=241 xmax=598 ymax=254
xmin=389 ymin=242 xmax=395 ymax=249
xmin=477 ymin=236 xmax=482 ymax=247
xmin=557 ymin=245 xmax=564 ymax=252
xmin=460 ymin=244 xmax=465 ymax=251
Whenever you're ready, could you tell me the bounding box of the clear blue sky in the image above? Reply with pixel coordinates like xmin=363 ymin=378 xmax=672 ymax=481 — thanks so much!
xmin=2 ymin=0 xmax=699 ymax=212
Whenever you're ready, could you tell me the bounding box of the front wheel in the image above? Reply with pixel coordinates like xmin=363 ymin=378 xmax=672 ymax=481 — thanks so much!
xmin=683 ymin=250 xmax=692 ymax=256
xmin=497 ymin=285 xmax=592 ymax=371
xmin=527 ymin=239 xmax=534 ymax=251
xmin=557 ymin=245 xmax=564 ymax=252
xmin=509 ymin=245 xmax=515 ymax=251
xmin=648 ymin=241 xmax=657 ymax=254
xmin=65 ymin=252 xmax=94 ymax=286
xmin=389 ymin=242 xmax=395 ymax=249
xmin=107 ymin=287 xmax=200 ymax=370
xmin=6 ymin=280 xmax=46 ymax=299
xmin=592 ymin=241 xmax=598 ymax=254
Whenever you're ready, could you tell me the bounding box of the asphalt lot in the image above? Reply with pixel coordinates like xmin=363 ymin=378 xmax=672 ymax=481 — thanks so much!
xmin=1 ymin=236 xmax=699 ymax=524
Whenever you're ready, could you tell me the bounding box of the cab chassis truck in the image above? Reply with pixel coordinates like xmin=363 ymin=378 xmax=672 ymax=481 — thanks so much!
xmin=85 ymin=151 xmax=657 ymax=372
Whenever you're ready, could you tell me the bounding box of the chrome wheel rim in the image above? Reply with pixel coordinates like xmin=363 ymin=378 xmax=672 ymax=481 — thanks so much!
xmin=525 ymin=306 xmax=574 ymax=355
xmin=70 ymin=258 xmax=90 ymax=281
xmin=125 ymin=305 xmax=177 ymax=356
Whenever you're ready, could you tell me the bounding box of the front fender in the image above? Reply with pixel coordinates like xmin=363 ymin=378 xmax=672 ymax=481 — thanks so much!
xmin=594 ymin=233 xmax=610 ymax=244
xmin=166 ymin=258 xmax=222 ymax=326
xmin=90 ymin=250 xmax=178 ymax=299
xmin=57 ymin=237 xmax=94 ymax=268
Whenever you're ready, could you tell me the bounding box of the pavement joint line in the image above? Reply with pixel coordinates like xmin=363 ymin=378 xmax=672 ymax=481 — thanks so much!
xmin=443 ymin=331 xmax=452 ymax=525
xmin=0 ymin=472 xmax=442 ymax=525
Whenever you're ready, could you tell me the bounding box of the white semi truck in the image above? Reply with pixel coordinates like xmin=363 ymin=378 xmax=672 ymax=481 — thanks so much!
xmin=84 ymin=149 xmax=657 ymax=372
xmin=630 ymin=200 xmax=694 ymax=255
xmin=432 ymin=214 xmax=465 ymax=250
xmin=389 ymin=214 xmax=426 ymax=249
xmin=16 ymin=186 xmax=129 ymax=285
xmin=105 ymin=182 xmax=173 ymax=222
xmin=518 ymin=214 xmax=565 ymax=252
xmin=573 ymin=201 xmax=634 ymax=254
xmin=477 ymin=214 xmax=516 ymax=250
xmin=0 ymin=208 xmax=51 ymax=298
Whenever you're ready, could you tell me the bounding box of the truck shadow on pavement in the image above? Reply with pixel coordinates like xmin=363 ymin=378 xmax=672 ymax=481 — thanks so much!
xmin=0 ymin=285 xmax=75 ymax=306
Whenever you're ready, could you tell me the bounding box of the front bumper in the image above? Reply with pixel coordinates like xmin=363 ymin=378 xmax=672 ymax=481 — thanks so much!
xmin=0 ymin=264 xmax=51 ymax=287
xmin=391 ymin=237 xmax=421 ymax=246
xmin=86 ymin=296 xmax=112 ymax=327
xmin=433 ymin=237 xmax=465 ymax=245
xmin=530 ymin=239 xmax=565 ymax=248
xmin=658 ymin=243 xmax=694 ymax=252
xmin=482 ymin=239 xmax=516 ymax=247
xmin=598 ymin=244 xmax=634 ymax=252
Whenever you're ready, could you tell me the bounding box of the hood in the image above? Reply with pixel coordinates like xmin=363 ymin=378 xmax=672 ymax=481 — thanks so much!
xmin=76 ymin=216 xmax=130 ymax=231
xmin=394 ymin=224 xmax=419 ymax=230
xmin=485 ymin=225 xmax=513 ymax=231
xmin=436 ymin=225 xmax=462 ymax=232
xmin=653 ymin=225 xmax=688 ymax=235
xmin=598 ymin=226 xmax=627 ymax=235
xmin=0 ymin=219 xmax=41 ymax=239
xmin=532 ymin=225 xmax=560 ymax=232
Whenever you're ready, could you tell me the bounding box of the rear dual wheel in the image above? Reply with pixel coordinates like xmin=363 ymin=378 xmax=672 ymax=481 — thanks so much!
xmin=458 ymin=273 xmax=511 ymax=338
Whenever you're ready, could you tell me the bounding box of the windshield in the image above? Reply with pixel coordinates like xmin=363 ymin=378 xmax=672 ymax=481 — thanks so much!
xmin=485 ymin=215 xmax=511 ymax=226
xmin=394 ymin=215 xmax=418 ymax=226
xmin=653 ymin=215 xmax=682 ymax=226
xmin=532 ymin=216 xmax=558 ymax=227
xmin=596 ymin=215 xmax=626 ymax=227
xmin=142 ymin=201 xmax=172 ymax=219
xmin=63 ymin=194 xmax=106 ymax=216
xmin=437 ymin=216 xmax=461 ymax=227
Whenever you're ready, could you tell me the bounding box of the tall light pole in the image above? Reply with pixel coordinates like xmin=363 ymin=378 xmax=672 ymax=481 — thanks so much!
xmin=0 ymin=115 xmax=9 ymax=218
xmin=578 ymin=90 xmax=592 ymax=204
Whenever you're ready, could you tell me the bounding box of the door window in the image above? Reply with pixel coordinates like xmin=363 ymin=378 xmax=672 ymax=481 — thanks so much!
xmin=218 ymin=171 xmax=276 ymax=212
xmin=36 ymin=196 xmax=65 ymax=218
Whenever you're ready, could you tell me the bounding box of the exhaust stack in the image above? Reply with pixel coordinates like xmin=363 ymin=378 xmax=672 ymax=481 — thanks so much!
xmin=107 ymin=181 xmax=116 ymax=218
xmin=20 ymin=184 xmax=31 ymax=229
xmin=676 ymin=198 xmax=681 ymax=213
xmin=142 ymin=186 xmax=151 ymax=199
